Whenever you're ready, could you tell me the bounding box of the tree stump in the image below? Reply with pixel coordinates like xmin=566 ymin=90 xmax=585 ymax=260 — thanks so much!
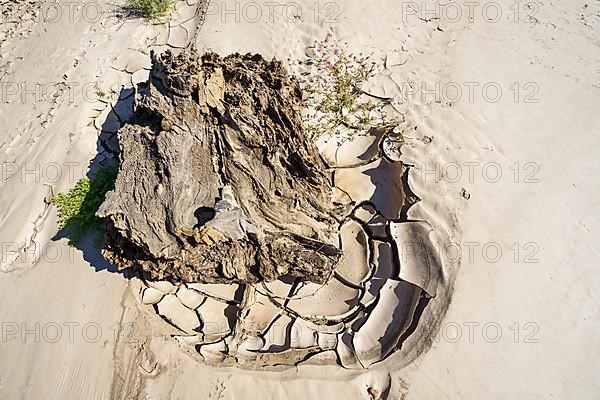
xmin=97 ymin=50 xmax=343 ymax=284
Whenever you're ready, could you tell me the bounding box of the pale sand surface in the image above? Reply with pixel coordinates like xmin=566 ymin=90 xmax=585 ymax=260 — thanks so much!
xmin=0 ymin=0 xmax=599 ymax=398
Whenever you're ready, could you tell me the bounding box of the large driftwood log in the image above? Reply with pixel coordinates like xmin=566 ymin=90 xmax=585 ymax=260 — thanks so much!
xmin=97 ymin=50 xmax=343 ymax=284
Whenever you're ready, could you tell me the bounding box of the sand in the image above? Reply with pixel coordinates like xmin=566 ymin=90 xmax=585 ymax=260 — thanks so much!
xmin=0 ymin=0 xmax=599 ymax=398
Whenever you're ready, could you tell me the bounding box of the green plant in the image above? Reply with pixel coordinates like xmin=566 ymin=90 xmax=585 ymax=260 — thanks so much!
xmin=127 ymin=0 xmax=171 ymax=19
xmin=298 ymin=39 xmax=400 ymax=140
xmin=94 ymin=82 xmax=106 ymax=99
xmin=50 ymin=165 xmax=117 ymax=245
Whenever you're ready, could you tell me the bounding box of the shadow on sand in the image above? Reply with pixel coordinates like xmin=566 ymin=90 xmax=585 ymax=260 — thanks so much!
xmin=51 ymin=87 xmax=135 ymax=278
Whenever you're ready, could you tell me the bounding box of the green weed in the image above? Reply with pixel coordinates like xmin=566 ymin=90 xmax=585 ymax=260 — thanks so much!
xmin=50 ymin=165 xmax=117 ymax=245
xmin=126 ymin=0 xmax=171 ymax=19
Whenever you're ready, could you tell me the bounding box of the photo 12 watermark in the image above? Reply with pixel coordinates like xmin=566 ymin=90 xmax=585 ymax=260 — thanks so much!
xmin=0 ymin=81 xmax=123 ymax=105
xmin=1 ymin=241 xmax=78 ymax=273
xmin=411 ymin=161 xmax=541 ymax=185
xmin=1 ymin=321 xmax=139 ymax=344
xmin=0 ymin=1 xmax=116 ymax=25
xmin=205 ymin=1 xmax=342 ymax=24
xmin=397 ymin=240 xmax=541 ymax=265
xmin=394 ymin=80 xmax=540 ymax=105
xmin=401 ymin=1 xmax=541 ymax=24
xmin=433 ymin=321 xmax=540 ymax=344
xmin=1 ymin=162 xmax=87 ymax=184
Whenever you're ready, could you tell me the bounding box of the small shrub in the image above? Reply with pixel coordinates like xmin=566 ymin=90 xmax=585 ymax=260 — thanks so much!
xmin=297 ymin=38 xmax=400 ymax=140
xmin=127 ymin=0 xmax=172 ymax=19
xmin=50 ymin=165 xmax=117 ymax=245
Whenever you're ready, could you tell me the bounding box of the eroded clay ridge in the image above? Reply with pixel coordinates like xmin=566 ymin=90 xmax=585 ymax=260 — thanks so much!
xmin=98 ymin=50 xmax=343 ymax=284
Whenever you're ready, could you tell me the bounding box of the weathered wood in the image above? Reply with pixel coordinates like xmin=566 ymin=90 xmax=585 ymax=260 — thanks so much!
xmin=97 ymin=50 xmax=343 ymax=284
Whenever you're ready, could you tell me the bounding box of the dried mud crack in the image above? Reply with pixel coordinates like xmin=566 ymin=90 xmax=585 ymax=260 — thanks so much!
xmin=99 ymin=49 xmax=447 ymax=370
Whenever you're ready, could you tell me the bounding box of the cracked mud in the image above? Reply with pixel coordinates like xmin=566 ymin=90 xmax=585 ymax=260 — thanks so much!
xmin=98 ymin=49 xmax=446 ymax=370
